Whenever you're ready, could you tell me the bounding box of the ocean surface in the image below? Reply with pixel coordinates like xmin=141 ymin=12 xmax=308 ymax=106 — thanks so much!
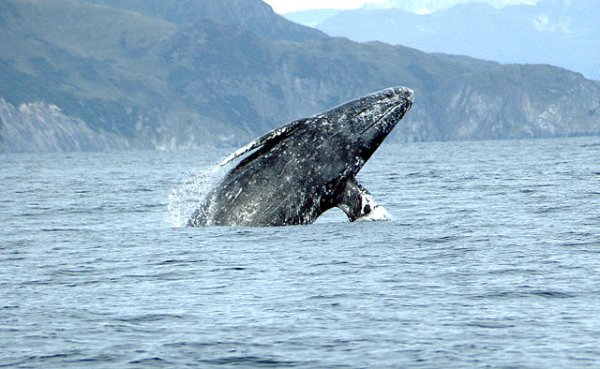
xmin=1 ymin=137 xmax=599 ymax=368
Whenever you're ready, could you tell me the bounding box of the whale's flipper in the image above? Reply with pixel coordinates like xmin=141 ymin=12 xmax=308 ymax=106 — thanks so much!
xmin=220 ymin=120 xmax=305 ymax=166
xmin=337 ymin=178 xmax=390 ymax=221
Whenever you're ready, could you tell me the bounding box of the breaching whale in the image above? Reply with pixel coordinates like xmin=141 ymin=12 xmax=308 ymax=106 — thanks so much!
xmin=188 ymin=86 xmax=413 ymax=227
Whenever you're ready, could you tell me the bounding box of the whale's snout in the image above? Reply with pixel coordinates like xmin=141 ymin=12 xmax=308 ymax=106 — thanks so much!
xmin=351 ymin=86 xmax=413 ymax=159
xmin=403 ymin=88 xmax=414 ymax=102
xmin=383 ymin=86 xmax=414 ymax=104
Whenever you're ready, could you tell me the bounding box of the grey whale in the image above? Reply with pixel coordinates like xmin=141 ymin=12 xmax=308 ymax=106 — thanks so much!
xmin=188 ymin=86 xmax=414 ymax=227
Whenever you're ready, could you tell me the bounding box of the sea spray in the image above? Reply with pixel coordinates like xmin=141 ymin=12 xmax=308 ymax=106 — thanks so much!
xmin=166 ymin=163 xmax=228 ymax=227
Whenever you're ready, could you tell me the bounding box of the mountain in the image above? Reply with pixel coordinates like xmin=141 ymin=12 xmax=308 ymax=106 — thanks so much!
xmin=284 ymin=0 xmax=541 ymax=25
xmin=81 ymin=0 xmax=327 ymax=42
xmin=283 ymin=9 xmax=344 ymax=28
xmin=301 ymin=0 xmax=600 ymax=81
xmin=1 ymin=0 xmax=599 ymax=153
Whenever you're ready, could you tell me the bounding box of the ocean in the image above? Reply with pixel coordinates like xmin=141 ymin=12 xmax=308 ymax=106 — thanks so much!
xmin=1 ymin=137 xmax=599 ymax=368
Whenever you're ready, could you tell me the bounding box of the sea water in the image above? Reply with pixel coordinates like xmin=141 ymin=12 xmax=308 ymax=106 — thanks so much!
xmin=1 ymin=137 xmax=599 ymax=368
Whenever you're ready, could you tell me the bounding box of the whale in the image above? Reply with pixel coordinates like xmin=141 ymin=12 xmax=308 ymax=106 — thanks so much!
xmin=188 ymin=86 xmax=413 ymax=227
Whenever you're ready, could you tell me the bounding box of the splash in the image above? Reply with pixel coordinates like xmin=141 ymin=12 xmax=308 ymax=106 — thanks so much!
xmin=356 ymin=205 xmax=393 ymax=221
xmin=166 ymin=164 xmax=227 ymax=227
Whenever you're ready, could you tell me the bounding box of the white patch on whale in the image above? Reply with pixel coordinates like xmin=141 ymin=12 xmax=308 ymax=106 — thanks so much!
xmin=356 ymin=191 xmax=392 ymax=222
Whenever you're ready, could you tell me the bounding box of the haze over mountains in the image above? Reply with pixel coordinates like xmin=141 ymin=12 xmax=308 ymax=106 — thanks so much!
xmin=287 ymin=0 xmax=600 ymax=81
xmin=1 ymin=0 xmax=599 ymax=153
xmin=368 ymin=0 xmax=540 ymax=13
xmin=287 ymin=0 xmax=539 ymax=22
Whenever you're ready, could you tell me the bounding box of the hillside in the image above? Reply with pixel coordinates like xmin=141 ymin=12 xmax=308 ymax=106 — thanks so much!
xmin=0 ymin=98 xmax=133 ymax=152
xmin=1 ymin=0 xmax=599 ymax=152
xmin=300 ymin=0 xmax=600 ymax=81
xmin=81 ymin=0 xmax=327 ymax=42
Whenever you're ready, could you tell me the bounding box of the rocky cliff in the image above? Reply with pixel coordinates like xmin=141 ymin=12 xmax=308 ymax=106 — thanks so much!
xmin=0 ymin=99 xmax=134 ymax=152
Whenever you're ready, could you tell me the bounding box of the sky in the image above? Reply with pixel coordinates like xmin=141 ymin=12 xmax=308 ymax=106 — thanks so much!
xmin=263 ymin=0 xmax=386 ymax=13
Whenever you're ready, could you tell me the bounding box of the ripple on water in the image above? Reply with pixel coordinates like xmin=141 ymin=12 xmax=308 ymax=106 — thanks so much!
xmin=2 ymin=138 xmax=600 ymax=368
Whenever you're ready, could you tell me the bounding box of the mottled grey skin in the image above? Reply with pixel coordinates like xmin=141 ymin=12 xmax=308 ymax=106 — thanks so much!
xmin=189 ymin=87 xmax=413 ymax=227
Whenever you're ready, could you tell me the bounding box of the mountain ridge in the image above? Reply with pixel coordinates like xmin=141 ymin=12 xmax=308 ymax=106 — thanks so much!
xmin=297 ymin=0 xmax=600 ymax=81
xmin=1 ymin=0 xmax=599 ymax=153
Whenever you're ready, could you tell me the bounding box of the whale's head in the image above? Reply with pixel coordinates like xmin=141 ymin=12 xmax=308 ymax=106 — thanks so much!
xmin=218 ymin=86 xmax=413 ymax=176
xmin=323 ymin=86 xmax=413 ymax=172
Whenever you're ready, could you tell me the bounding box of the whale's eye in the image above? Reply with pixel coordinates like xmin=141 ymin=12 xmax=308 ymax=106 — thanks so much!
xmin=363 ymin=204 xmax=371 ymax=214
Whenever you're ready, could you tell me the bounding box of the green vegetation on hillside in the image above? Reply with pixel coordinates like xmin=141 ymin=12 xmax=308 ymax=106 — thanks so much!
xmin=1 ymin=0 xmax=599 ymax=152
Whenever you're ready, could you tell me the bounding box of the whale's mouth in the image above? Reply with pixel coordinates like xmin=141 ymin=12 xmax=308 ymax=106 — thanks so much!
xmin=359 ymin=98 xmax=410 ymax=135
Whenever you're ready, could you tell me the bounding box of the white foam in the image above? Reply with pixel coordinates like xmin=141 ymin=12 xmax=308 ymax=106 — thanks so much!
xmin=356 ymin=205 xmax=392 ymax=222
